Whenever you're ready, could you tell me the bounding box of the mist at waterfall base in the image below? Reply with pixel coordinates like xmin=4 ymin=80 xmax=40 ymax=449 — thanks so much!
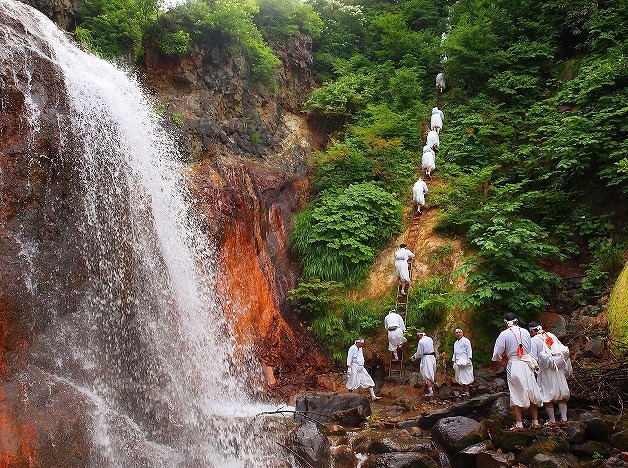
xmin=0 ymin=2 xmax=287 ymax=466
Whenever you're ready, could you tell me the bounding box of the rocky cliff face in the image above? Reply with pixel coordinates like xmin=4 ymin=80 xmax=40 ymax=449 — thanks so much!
xmin=143 ymin=35 xmax=331 ymax=394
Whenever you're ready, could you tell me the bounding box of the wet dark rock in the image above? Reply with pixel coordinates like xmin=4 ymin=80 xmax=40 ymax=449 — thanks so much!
xmin=330 ymin=445 xmax=358 ymax=468
xmin=287 ymin=420 xmax=330 ymax=468
xmin=530 ymin=453 xmax=580 ymax=468
xmin=397 ymin=419 xmax=420 ymax=431
xmin=488 ymin=395 xmax=514 ymax=428
xmin=579 ymin=411 xmax=614 ymax=442
xmin=243 ymin=457 xmax=291 ymax=467
xmin=437 ymin=384 xmax=456 ymax=400
xmin=519 ymin=437 xmax=570 ymax=464
xmin=611 ymin=430 xmax=628 ymax=451
xmin=601 ymin=456 xmax=628 ymax=467
xmin=571 ymin=440 xmax=613 ymax=458
xmin=431 ymin=416 xmax=487 ymax=453
xmin=584 ymin=337 xmax=604 ymax=357
xmin=294 ymin=392 xmax=371 ymax=426
xmin=485 ymin=419 xmax=539 ymax=452
xmin=563 ymin=421 xmax=587 ymax=444
xmin=450 ymin=440 xmax=494 ymax=468
xmin=476 ymin=450 xmax=516 ymax=467
xmin=360 ymin=452 xmax=440 ymax=468
xmin=417 ymin=392 xmax=508 ymax=429
xmin=351 ymin=431 xmax=437 ymax=456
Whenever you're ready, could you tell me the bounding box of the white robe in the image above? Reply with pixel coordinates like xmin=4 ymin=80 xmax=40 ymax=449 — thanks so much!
xmin=453 ymin=336 xmax=474 ymax=385
xmin=430 ymin=107 xmax=444 ymax=130
xmin=412 ymin=179 xmax=429 ymax=205
xmin=435 ymin=73 xmax=446 ymax=91
xmin=492 ymin=326 xmax=542 ymax=408
xmin=426 ymin=130 xmax=440 ymax=150
xmin=412 ymin=336 xmax=436 ymax=383
xmin=346 ymin=344 xmax=375 ymax=390
xmin=394 ymin=247 xmax=414 ymax=282
xmin=530 ymin=332 xmax=570 ymax=403
xmin=422 ymin=146 xmax=435 ymax=171
xmin=384 ymin=312 xmax=407 ymax=351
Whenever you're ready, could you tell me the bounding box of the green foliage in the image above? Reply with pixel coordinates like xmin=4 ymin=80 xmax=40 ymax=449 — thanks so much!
xmin=288 ymin=278 xmax=343 ymax=318
xmin=154 ymin=0 xmax=280 ymax=83
xmin=171 ymin=113 xmax=185 ymax=127
xmin=255 ymin=0 xmax=323 ymax=41
xmin=582 ymin=239 xmax=626 ymax=296
xmin=290 ymin=182 xmax=401 ymax=284
xmin=77 ymin=0 xmax=158 ymax=58
xmin=406 ymin=277 xmax=452 ymax=328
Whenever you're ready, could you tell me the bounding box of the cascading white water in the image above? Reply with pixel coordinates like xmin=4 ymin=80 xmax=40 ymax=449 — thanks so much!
xmin=0 ymin=1 xmax=285 ymax=466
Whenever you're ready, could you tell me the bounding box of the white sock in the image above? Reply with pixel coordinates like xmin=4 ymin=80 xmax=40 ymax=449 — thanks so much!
xmin=516 ymin=422 xmax=523 ymax=428
xmin=546 ymin=406 xmax=556 ymax=422
xmin=393 ymin=351 xmax=398 ymax=360
xmin=558 ymin=402 xmax=568 ymax=421
xmin=428 ymin=387 xmax=433 ymax=394
xmin=369 ymin=387 xmax=376 ymax=398
xmin=532 ymin=420 xmax=539 ymax=426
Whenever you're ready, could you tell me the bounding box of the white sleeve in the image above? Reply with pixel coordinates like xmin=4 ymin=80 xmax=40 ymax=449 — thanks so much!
xmin=492 ymin=334 xmax=505 ymax=362
xmin=347 ymin=347 xmax=354 ymax=367
xmin=466 ymin=338 xmax=473 ymax=359
xmin=408 ymin=250 xmax=415 ymax=259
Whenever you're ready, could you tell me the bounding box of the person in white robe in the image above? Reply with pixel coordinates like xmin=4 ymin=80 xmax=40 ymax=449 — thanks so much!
xmin=528 ymin=322 xmax=570 ymax=426
xmin=346 ymin=338 xmax=380 ymax=400
xmin=492 ymin=312 xmax=542 ymax=430
xmin=394 ymin=244 xmax=414 ymax=295
xmin=436 ymin=72 xmax=446 ymax=94
xmin=430 ymin=107 xmax=444 ymax=133
xmin=412 ymin=178 xmax=429 ymax=214
xmin=411 ymin=330 xmax=437 ymax=397
xmin=384 ymin=309 xmax=407 ymax=360
xmin=452 ymin=328 xmax=474 ymax=397
xmin=426 ymin=129 xmax=440 ymax=151
xmin=422 ymin=145 xmax=435 ymax=178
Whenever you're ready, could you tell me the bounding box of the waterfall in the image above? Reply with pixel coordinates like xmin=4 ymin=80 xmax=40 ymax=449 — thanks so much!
xmin=0 ymin=1 xmax=284 ymax=466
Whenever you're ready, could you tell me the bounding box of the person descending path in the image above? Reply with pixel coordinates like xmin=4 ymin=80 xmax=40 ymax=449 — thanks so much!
xmin=411 ymin=330 xmax=437 ymax=398
xmin=394 ymin=244 xmax=414 ymax=295
xmin=412 ymin=177 xmax=429 ymax=214
xmin=528 ymin=322 xmax=571 ymax=426
xmin=436 ymin=72 xmax=446 ymax=94
xmin=384 ymin=309 xmax=407 ymax=361
xmin=422 ymin=144 xmax=436 ymax=178
xmin=452 ymin=328 xmax=474 ymax=397
xmin=426 ymin=129 xmax=440 ymax=152
xmin=492 ymin=312 xmax=542 ymax=431
xmin=430 ymin=106 xmax=444 ymax=133
xmin=347 ymin=338 xmax=381 ymax=401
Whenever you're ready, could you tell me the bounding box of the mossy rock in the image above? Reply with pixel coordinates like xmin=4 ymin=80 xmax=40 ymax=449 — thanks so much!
xmin=608 ymin=261 xmax=628 ymax=356
xmin=519 ymin=437 xmax=570 ymax=465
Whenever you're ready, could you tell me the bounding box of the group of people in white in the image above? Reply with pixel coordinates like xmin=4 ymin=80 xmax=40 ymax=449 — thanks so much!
xmin=349 ymin=72 xmax=571 ymax=428
xmin=413 ymin=105 xmax=444 ymax=215
xmin=347 ymin=309 xmax=474 ymax=400
xmin=492 ymin=312 xmax=571 ymax=430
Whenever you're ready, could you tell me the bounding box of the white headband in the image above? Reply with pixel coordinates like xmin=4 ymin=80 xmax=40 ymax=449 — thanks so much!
xmin=529 ymin=325 xmax=543 ymax=332
xmin=504 ymin=319 xmax=517 ymax=327
xmin=454 ymin=328 xmax=463 ymax=333
xmin=355 ymin=339 xmax=364 ymax=343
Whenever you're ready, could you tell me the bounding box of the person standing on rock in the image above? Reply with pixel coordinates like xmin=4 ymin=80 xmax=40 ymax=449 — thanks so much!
xmin=347 ymin=338 xmax=381 ymax=401
xmin=492 ymin=312 xmax=542 ymax=431
xmin=394 ymin=244 xmax=414 ymax=295
xmin=422 ymin=144 xmax=436 ymax=179
xmin=452 ymin=328 xmax=474 ymax=397
xmin=436 ymin=72 xmax=446 ymax=94
xmin=411 ymin=330 xmax=437 ymax=398
xmin=384 ymin=309 xmax=407 ymax=361
xmin=528 ymin=322 xmax=571 ymax=426
xmin=430 ymin=106 xmax=444 ymax=133
xmin=412 ymin=178 xmax=429 ymax=214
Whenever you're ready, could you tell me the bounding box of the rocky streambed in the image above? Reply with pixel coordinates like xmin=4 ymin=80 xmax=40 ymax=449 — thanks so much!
xmin=283 ymin=376 xmax=628 ymax=468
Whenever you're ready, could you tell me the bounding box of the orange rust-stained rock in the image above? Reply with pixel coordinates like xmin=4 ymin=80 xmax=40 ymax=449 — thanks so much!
xmin=190 ymin=158 xmax=332 ymax=398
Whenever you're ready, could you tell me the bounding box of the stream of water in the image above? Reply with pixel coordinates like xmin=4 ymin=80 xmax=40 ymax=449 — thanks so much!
xmin=0 ymin=1 xmax=284 ymax=465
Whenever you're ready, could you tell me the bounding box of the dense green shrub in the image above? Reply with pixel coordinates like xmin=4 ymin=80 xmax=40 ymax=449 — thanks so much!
xmin=255 ymin=0 xmax=323 ymax=41
xmin=290 ymin=182 xmax=401 ymax=284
